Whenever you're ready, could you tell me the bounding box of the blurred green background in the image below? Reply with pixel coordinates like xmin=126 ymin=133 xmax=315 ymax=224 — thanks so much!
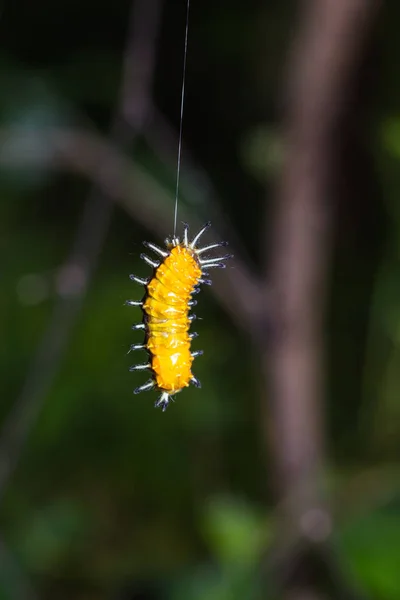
xmin=1 ymin=0 xmax=400 ymax=599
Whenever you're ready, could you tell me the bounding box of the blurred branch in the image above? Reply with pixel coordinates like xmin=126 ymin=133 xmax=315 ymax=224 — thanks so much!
xmin=0 ymin=0 xmax=164 ymax=502
xmin=0 ymin=124 xmax=264 ymax=333
xmin=261 ymin=0 xmax=380 ymax=597
xmin=53 ymin=127 xmax=264 ymax=332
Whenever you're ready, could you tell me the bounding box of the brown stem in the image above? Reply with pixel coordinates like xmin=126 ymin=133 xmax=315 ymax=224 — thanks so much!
xmin=262 ymin=0 xmax=380 ymax=596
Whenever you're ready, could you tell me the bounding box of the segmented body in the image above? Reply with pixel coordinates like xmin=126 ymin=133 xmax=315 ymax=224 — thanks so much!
xmin=127 ymin=222 xmax=231 ymax=411
xmin=144 ymin=245 xmax=202 ymax=393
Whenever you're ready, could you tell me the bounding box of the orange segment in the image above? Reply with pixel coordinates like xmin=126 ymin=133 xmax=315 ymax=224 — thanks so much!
xmin=143 ymin=245 xmax=202 ymax=394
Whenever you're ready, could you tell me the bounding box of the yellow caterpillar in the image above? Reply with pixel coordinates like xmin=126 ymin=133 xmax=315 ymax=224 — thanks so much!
xmin=127 ymin=222 xmax=231 ymax=411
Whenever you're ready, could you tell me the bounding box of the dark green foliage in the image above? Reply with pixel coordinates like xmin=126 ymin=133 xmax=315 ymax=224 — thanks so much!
xmin=1 ymin=0 xmax=400 ymax=599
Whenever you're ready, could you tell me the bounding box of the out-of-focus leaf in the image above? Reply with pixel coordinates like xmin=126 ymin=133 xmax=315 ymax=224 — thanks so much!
xmin=12 ymin=500 xmax=89 ymax=573
xmin=201 ymin=495 xmax=268 ymax=566
xmin=337 ymin=506 xmax=400 ymax=600
xmin=0 ymin=73 xmax=71 ymax=188
xmin=240 ymin=125 xmax=284 ymax=182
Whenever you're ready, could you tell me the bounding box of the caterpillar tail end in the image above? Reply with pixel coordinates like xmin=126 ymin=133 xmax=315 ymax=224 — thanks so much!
xmin=155 ymin=392 xmax=172 ymax=412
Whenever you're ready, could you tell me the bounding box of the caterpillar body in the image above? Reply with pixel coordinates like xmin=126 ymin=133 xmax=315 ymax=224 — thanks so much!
xmin=127 ymin=222 xmax=231 ymax=411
